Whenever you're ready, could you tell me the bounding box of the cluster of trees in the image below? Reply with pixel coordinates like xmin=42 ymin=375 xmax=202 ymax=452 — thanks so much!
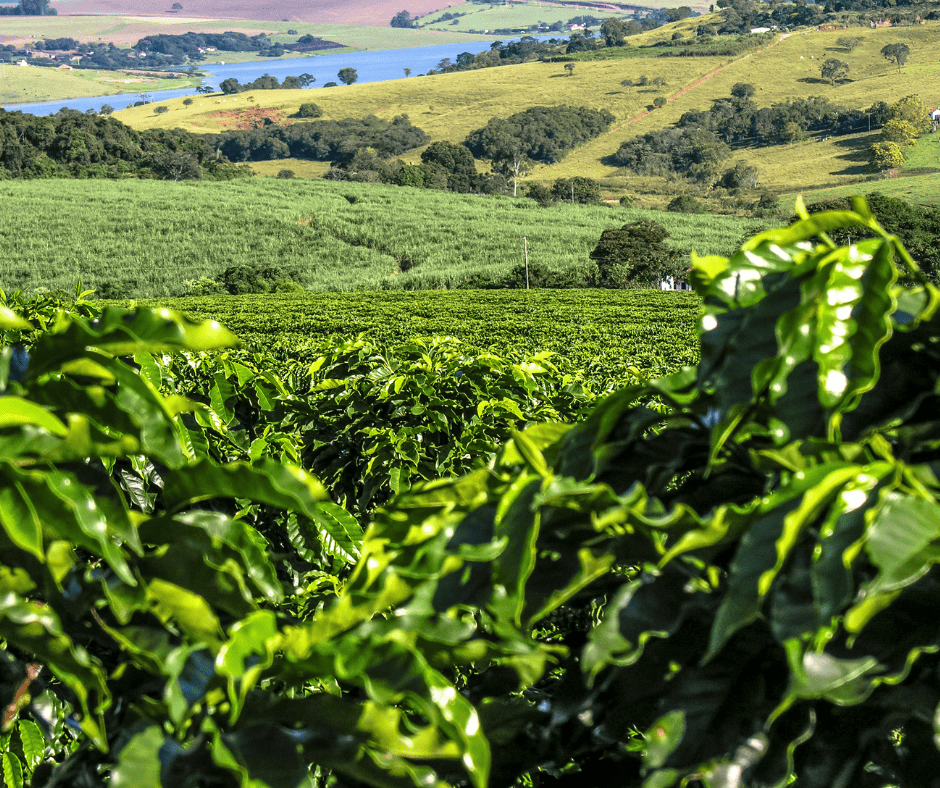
xmin=0 ymin=0 xmax=55 ymax=15
xmin=465 ymin=105 xmax=614 ymax=166
xmin=869 ymin=94 xmax=931 ymax=171
xmin=425 ymin=37 xmax=563 ymax=75
xmin=590 ymin=218 xmax=685 ymax=288
xmin=390 ymin=9 xmax=415 ymax=28
xmin=134 ymin=31 xmax=341 ymax=62
xmin=802 ymin=192 xmax=940 ymax=283
xmin=219 ymin=73 xmax=316 ymax=93
xmin=611 ymin=86 xmax=891 ymax=183
xmin=711 ymin=0 xmax=940 ymax=33
xmin=0 ymin=109 xmax=244 ymax=180
xmin=210 ymin=114 xmax=428 ymax=164
xmin=526 ymin=176 xmax=602 ymax=206
xmin=323 ymin=140 xmax=510 ymax=195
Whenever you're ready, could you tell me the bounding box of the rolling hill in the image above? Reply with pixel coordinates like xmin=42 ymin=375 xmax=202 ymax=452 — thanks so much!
xmin=115 ymin=21 xmax=940 ymax=204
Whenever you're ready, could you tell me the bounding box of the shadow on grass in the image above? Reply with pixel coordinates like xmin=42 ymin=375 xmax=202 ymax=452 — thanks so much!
xmin=830 ymin=134 xmax=878 ymax=176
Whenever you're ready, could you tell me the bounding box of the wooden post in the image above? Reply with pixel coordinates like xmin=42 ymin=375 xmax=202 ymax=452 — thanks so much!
xmin=522 ymin=235 xmax=529 ymax=290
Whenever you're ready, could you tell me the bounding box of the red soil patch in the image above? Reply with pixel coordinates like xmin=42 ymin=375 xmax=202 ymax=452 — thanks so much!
xmin=53 ymin=0 xmax=466 ymax=26
xmin=201 ymin=105 xmax=289 ymax=129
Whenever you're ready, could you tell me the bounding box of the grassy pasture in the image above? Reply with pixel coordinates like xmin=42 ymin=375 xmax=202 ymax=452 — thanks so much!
xmin=781 ymin=173 xmax=940 ymax=208
xmin=122 ymin=22 xmax=940 ymax=201
xmin=0 ymin=63 xmax=200 ymax=105
xmin=0 ymin=178 xmax=764 ymax=299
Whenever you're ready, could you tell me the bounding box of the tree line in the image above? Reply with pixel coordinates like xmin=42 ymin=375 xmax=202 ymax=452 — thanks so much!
xmin=211 ymin=115 xmax=428 ymax=165
xmin=134 ymin=31 xmax=342 ymax=62
xmin=609 ymin=87 xmax=890 ymax=183
xmin=0 ymin=109 xmax=245 ymax=180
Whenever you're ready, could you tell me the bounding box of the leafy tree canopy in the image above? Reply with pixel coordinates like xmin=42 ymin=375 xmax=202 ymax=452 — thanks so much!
xmin=464 ymin=105 xmax=614 ymax=166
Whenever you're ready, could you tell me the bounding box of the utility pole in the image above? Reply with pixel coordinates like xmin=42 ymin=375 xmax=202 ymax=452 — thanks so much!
xmin=522 ymin=236 xmax=529 ymax=289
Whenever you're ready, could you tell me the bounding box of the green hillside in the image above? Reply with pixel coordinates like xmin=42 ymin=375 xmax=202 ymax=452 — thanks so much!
xmin=0 ymin=178 xmax=763 ymax=299
xmin=119 ymin=22 xmax=940 ymax=204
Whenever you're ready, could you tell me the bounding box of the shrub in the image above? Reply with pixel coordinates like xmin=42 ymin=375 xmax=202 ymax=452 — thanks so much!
xmin=296 ymin=102 xmax=323 ymax=118
xmin=183 ymin=97 xmax=194 ymax=106
xmin=526 ymin=183 xmax=554 ymax=207
xmin=619 ymin=194 xmax=634 ymax=208
xmin=652 ymin=95 xmax=667 ymax=109
xmin=154 ymin=105 xmax=169 ymax=114
xmin=667 ymin=194 xmax=707 ymax=213
xmin=185 ymin=276 xmax=226 ymax=295
xmin=276 ymin=169 xmax=295 ymax=179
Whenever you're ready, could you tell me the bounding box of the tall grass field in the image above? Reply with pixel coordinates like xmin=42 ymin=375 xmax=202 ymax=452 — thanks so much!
xmin=0 ymin=179 xmax=764 ymax=298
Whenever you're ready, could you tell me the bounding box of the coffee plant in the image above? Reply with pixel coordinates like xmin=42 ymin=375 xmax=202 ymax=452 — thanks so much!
xmin=3 ymin=197 xmax=940 ymax=788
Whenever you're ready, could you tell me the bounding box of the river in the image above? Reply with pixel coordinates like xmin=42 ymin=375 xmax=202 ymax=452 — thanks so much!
xmin=2 ymin=38 xmax=517 ymax=116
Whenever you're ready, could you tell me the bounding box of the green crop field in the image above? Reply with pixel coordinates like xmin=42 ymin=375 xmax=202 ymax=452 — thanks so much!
xmin=121 ymin=21 xmax=940 ymax=204
xmin=0 ymin=178 xmax=764 ymax=298
xmin=147 ymin=288 xmax=701 ymax=385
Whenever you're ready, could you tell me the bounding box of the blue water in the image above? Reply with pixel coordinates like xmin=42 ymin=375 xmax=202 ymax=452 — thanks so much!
xmin=2 ymin=39 xmax=512 ymax=116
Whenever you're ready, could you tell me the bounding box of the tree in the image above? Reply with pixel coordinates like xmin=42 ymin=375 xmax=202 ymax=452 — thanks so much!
xmin=99 ymin=104 xmax=114 ymax=116
xmin=600 ymin=17 xmax=631 ymax=47
xmin=551 ymin=176 xmax=601 ymax=205
xmin=420 ymin=140 xmax=478 ymax=193
xmin=730 ymin=82 xmax=755 ymax=100
xmin=889 ymin=94 xmax=930 ymax=133
xmin=881 ymin=118 xmax=917 ymax=147
xmin=881 ymin=42 xmax=910 ymax=73
xmin=390 ymin=9 xmax=413 ymax=28
xmin=298 ymin=73 xmax=315 ymax=87
xmin=183 ymin=97 xmax=194 ymax=106
xmin=836 ymin=36 xmax=861 ymax=51
xmin=621 ymin=78 xmax=634 ymax=91
xmin=652 ymin=96 xmax=667 ymax=109
xmin=403 ymin=67 xmax=411 ymax=77
xmin=590 ymin=218 xmax=683 ymax=287
xmin=296 ymin=102 xmax=322 ymax=118
xmin=219 ymin=77 xmax=242 ymax=94
xmin=171 ymin=2 xmax=182 ymax=8
xmin=869 ymin=140 xmax=904 ymax=170
xmin=154 ymin=105 xmax=169 ymax=114
xmin=820 ymin=58 xmax=849 ymax=86
xmin=195 ymin=84 xmax=214 ymax=95
xmin=667 ymin=194 xmax=706 ymax=213
xmin=337 ymin=67 xmax=358 ymax=86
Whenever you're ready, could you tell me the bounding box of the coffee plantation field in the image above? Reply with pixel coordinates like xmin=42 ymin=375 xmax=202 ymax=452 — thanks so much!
xmin=147 ymin=288 xmax=701 ymax=387
xmin=1 ymin=178 xmax=764 ymax=298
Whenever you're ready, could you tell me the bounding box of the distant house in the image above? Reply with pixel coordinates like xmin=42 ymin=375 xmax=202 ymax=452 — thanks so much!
xmin=870 ymin=18 xmax=892 ymax=27
xmin=16 ymin=60 xmax=27 ymax=67
xmin=750 ymin=26 xmax=771 ymax=33
xmin=930 ymin=108 xmax=940 ymax=121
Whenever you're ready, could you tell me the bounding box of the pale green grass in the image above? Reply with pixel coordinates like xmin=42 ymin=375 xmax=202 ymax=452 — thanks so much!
xmin=0 ymin=63 xmax=200 ymax=104
xmin=0 ymin=178 xmax=764 ymax=298
xmin=781 ymin=173 xmax=940 ymax=208
xmin=900 ymin=131 xmax=940 ymax=170
xmin=124 ymin=22 xmax=940 ymax=199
